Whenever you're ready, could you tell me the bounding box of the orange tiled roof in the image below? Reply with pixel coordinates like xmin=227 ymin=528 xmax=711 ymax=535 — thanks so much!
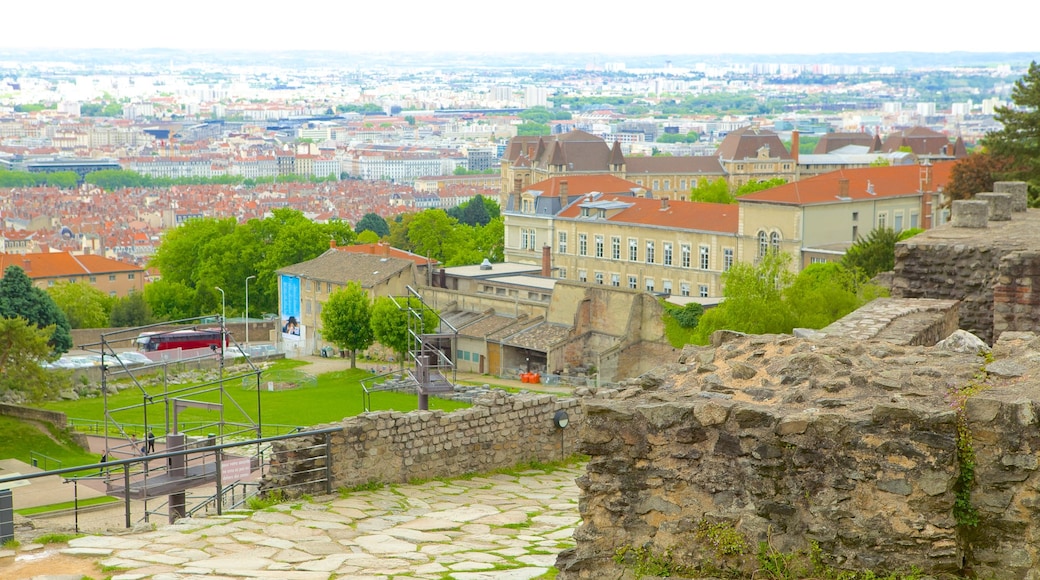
xmin=737 ymin=162 xmax=954 ymax=206
xmin=557 ymin=196 xmax=738 ymax=234
xmin=336 ymin=242 xmax=437 ymax=266
xmin=525 ymin=175 xmax=643 ymax=198
xmin=0 ymin=252 xmax=143 ymax=278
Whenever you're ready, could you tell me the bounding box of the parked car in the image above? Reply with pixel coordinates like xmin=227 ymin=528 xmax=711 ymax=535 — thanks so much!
xmin=107 ymin=351 xmax=153 ymax=368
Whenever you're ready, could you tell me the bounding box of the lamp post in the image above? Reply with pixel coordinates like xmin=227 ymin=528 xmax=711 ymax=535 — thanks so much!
xmin=244 ymin=275 xmax=256 ymax=345
xmin=214 ymin=286 xmax=226 ymax=341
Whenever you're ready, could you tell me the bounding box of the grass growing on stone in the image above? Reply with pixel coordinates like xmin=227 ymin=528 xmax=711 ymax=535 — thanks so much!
xmin=30 ymin=533 xmax=84 ymax=544
xmin=39 ymin=361 xmax=470 ymax=439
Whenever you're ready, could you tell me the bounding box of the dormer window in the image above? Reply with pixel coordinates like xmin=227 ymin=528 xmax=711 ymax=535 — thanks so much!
xmin=597 ymin=209 xmax=606 ymax=219
xmin=581 ymin=207 xmax=590 ymax=217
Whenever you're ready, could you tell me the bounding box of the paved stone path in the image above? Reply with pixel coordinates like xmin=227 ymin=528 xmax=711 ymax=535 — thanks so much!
xmin=1 ymin=465 xmax=583 ymax=580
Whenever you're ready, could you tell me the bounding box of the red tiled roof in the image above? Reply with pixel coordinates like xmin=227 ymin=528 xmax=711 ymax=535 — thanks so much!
xmin=738 ymin=162 xmax=954 ymax=206
xmin=336 ymin=242 xmax=437 ymax=266
xmin=557 ymin=196 xmax=738 ymax=234
xmin=525 ymin=175 xmax=643 ymax=198
xmin=0 ymin=252 xmax=143 ymax=278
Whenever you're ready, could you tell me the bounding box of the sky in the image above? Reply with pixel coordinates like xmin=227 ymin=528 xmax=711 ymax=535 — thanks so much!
xmin=4 ymin=0 xmax=1040 ymax=55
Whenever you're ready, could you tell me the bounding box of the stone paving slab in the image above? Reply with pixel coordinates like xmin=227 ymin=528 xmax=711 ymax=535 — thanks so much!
xmin=5 ymin=465 xmax=583 ymax=579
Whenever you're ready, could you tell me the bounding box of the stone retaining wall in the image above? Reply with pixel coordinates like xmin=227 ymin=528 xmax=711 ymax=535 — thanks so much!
xmin=262 ymin=390 xmax=587 ymax=495
xmin=0 ymin=404 xmax=67 ymax=429
xmin=557 ymin=332 xmax=1040 ymax=579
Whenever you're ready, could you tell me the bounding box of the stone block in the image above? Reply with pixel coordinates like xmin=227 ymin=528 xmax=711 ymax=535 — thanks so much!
xmin=951 ymin=200 xmax=989 ymax=228
xmin=994 ymin=181 xmax=1029 ymax=212
xmin=976 ymin=192 xmax=1013 ymax=221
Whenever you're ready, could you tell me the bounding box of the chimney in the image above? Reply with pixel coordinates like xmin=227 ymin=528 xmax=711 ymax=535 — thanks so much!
xmin=559 ymin=180 xmax=568 ymax=197
xmin=791 ymin=130 xmax=799 ymax=164
xmin=329 ymin=239 xmax=337 ymax=249
xmin=22 ymin=258 xmax=30 ymax=272
xmin=838 ymin=178 xmax=849 ymax=199
xmin=380 ymin=242 xmax=390 ymax=257
xmin=661 ymin=197 xmax=669 ymax=210
xmin=541 ymin=245 xmax=552 ymax=277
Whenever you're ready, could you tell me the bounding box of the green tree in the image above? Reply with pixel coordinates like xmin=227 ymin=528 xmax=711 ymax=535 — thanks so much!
xmin=408 ymin=210 xmax=457 ymax=262
xmin=0 ymin=266 xmax=73 ymax=353
xmin=982 ymin=61 xmax=1040 ymax=204
xmin=0 ymin=317 xmax=68 ymax=402
xmin=692 ymin=252 xmax=795 ymax=343
xmin=669 ymin=302 xmax=704 ymax=328
xmin=356 ymin=230 xmax=381 ymax=244
xmin=735 ymin=178 xmax=787 ymax=196
xmin=689 ymin=178 xmax=735 ymax=204
xmin=47 ymin=281 xmax=113 ymax=328
xmin=110 ymin=292 xmax=153 ymax=327
xmin=320 ymin=282 xmax=374 ymax=368
xmin=517 ymin=122 xmax=550 ymax=136
xmin=460 ymin=194 xmax=492 ymax=226
xmin=355 ymin=212 xmax=390 ymax=237
xmin=143 ymin=279 xmax=198 ymax=321
xmin=783 ymin=263 xmax=885 ymax=329
xmin=370 ymin=296 xmax=439 ymax=367
xmin=44 ymin=171 xmax=79 ymax=188
xmin=841 ymin=227 xmax=901 ymax=278
xmin=946 ymin=151 xmax=1013 ymax=204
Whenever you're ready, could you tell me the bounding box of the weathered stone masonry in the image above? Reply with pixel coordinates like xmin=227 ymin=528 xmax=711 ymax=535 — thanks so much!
xmin=263 ymin=390 xmax=585 ymax=494
xmin=557 ymin=331 xmax=1040 ymax=579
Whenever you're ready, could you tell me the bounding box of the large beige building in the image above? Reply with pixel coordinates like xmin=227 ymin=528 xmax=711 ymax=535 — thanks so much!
xmin=0 ymin=251 xmax=144 ymax=297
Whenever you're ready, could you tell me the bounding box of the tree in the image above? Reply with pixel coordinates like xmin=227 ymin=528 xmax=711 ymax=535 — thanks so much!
xmin=370 ymin=296 xmax=439 ymax=366
xmin=48 ymin=281 xmax=113 ymax=328
xmin=841 ymin=227 xmax=901 ymax=279
xmin=946 ymin=151 xmax=1013 ymax=204
xmin=735 ymin=178 xmax=787 ymax=196
xmin=0 ymin=266 xmax=73 ymax=353
xmin=356 ymin=230 xmax=381 ymax=244
xmin=408 ymin=210 xmax=457 ymax=262
xmin=143 ymin=279 xmax=198 ymax=321
xmin=320 ymin=282 xmax=374 ymax=368
xmin=688 ymin=178 xmax=735 ymax=204
xmin=110 ymin=292 xmax=154 ymax=327
xmin=669 ymin=302 xmax=704 ymax=328
xmin=982 ymin=61 xmax=1040 ymax=204
xmin=355 ymin=212 xmax=390 ymax=238
xmin=692 ymin=252 xmax=796 ymax=343
xmin=783 ymin=263 xmax=884 ymax=330
xmin=0 ymin=317 xmax=68 ymax=402
xmin=460 ymin=195 xmax=492 ymax=226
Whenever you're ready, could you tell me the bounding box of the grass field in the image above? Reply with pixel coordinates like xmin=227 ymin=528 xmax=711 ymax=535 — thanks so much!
xmin=39 ymin=360 xmax=470 ymax=438
xmin=0 ymin=415 xmax=99 ymax=470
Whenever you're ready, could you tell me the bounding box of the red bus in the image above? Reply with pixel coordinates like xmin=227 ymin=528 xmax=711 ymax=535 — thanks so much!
xmin=136 ymin=328 xmax=229 ymax=352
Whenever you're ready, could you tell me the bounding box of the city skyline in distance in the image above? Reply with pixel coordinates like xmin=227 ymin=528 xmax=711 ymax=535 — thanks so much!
xmin=4 ymin=0 xmax=1039 ymax=57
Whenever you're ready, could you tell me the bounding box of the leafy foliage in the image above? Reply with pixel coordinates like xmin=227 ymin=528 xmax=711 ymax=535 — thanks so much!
xmin=47 ymin=281 xmax=113 ymax=328
xmin=320 ymin=282 xmax=375 ymax=368
xmin=981 ymin=61 xmax=1040 ymax=205
xmin=668 ymin=302 xmax=704 ymax=328
xmin=0 ymin=169 xmax=79 ymax=188
xmin=370 ymin=297 xmax=439 ymax=361
xmin=109 ymin=292 xmax=153 ymax=327
xmin=736 ymin=178 xmax=787 ymax=196
xmin=355 ymin=212 xmax=390 ymax=238
xmin=688 ymin=178 xmax=735 ymax=203
xmin=946 ymin=151 xmax=1013 ymax=204
xmin=0 ymin=266 xmax=72 ymax=353
xmin=841 ymin=227 xmax=900 ymax=278
xmin=0 ymin=318 xmax=68 ymax=401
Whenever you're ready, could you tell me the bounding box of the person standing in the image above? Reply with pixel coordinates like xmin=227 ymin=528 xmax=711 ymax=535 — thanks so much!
xmin=147 ymin=430 xmax=156 ymax=454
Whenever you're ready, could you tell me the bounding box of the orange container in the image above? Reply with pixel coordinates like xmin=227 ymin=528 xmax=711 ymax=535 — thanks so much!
xmin=532 ymin=373 xmax=540 ymax=384
xmin=521 ymin=373 xmax=529 ymax=383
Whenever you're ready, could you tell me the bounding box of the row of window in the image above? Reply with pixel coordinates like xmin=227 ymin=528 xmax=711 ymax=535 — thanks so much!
xmin=304 ymin=280 xmax=336 ymax=294
xmin=559 ymin=232 xmax=733 ymax=270
xmin=559 ymin=267 xmax=710 ymax=297
xmin=47 ymin=273 xmax=135 ymax=285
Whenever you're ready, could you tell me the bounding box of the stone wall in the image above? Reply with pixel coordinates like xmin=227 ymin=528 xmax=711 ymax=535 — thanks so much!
xmin=891 ymin=185 xmax=1034 ymax=345
xmin=816 ymin=297 xmax=960 ymax=346
xmin=262 ymin=390 xmax=586 ymax=495
xmin=0 ymin=404 xmax=67 ymax=429
xmin=558 ymin=331 xmax=1040 ymax=579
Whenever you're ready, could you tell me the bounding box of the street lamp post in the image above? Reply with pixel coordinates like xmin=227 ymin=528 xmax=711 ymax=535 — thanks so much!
xmin=245 ymin=275 xmax=256 ymax=345
xmin=214 ymin=286 xmax=226 ymax=342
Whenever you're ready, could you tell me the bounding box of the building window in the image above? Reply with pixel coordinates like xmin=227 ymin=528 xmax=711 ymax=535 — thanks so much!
xmin=645 ymin=278 xmax=655 ymax=292
xmin=810 ymin=256 xmax=827 ymax=264
xmin=878 ymin=213 xmax=887 ymax=229
xmin=663 ymin=242 xmax=673 ymax=266
xmin=109 ymin=274 xmax=116 ymax=281
xmin=89 ymin=276 xmax=97 ymax=283
xmin=699 ymin=284 xmax=709 ymax=298
xmin=645 ymin=241 xmax=655 ymax=264
xmin=578 ymin=233 xmax=588 ymax=256
xmin=578 ymin=269 xmax=587 ymax=283
xmin=629 ymin=238 xmax=638 ymax=261
xmin=594 ymin=271 xmax=604 ymax=285
xmin=595 ymin=235 xmax=604 ymax=258
xmin=910 ymin=212 xmax=919 ymax=229
xmin=757 ymin=231 xmax=768 ymax=258
xmin=558 ymin=267 xmax=567 ymax=279
xmin=681 ymin=244 xmax=691 ymax=268
xmin=770 ymin=232 xmax=781 ymax=253
xmin=852 ymin=225 xmax=859 ymax=240
xmin=852 ymin=211 xmax=859 ymax=221
xmin=680 ymin=179 xmax=687 ymax=190
xmin=611 ymin=236 xmax=621 ymax=260
xmin=699 ymin=245 xmax=710 ymax=270
xmin=664 ymin=180 xmax=671 ymax=190
xmin=652 ymin=179 xmax=660 ymax=189
xmin=628 ymin=275 xmax=637 ymax=289
xmin=326 ymin=282 xmax=332 ymax=293
xmin=680 ymin=282 xmax=690 ymax=297
xmin=894 ymin=213 xmax=904 ymax=232
xmin=558 ymin=231 xmax=567 ymax=254
xmin=521 ymin=228 xmax=530 ymax=250
xmin=306 ymin=280 xmax=312 ymax=291
xmin=610 ymin=273 xmax=620 ymax=287
xmin=723 ymin=248 xmax=734 ymax=271
xmin=306 ymin=300 xmax=312 ymax=314
xmin=663 ymin=279 xmax=672 ymax=295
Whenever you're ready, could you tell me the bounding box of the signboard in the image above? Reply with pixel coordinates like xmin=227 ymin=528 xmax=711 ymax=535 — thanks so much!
xmin=220 ymin=456 xmax=252 ymax=482
xmin=279 ymin=274 xmax=303 ymax=341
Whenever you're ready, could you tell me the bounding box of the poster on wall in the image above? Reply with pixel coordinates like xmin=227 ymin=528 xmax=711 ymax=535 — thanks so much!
xmin=280 ymin=274 xmax=303 ymax=341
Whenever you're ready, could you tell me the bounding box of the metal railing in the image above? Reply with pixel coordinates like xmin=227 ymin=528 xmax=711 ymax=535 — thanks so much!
xmin=28 ymin=451 xmax=62 ymax=471
xmin=0 ymin=427 xmax=341 ymax=536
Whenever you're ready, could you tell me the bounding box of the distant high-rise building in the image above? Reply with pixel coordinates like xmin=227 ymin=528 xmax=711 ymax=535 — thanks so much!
xmin=524 ymin=86 xmax=548 ymax=108
xmin=916 ymin=102 xmax=937 ymax=117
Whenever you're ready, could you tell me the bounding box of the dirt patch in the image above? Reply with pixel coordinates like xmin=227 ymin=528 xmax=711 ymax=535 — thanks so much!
xmin=0 ymin=548 xmax=102 ymax=579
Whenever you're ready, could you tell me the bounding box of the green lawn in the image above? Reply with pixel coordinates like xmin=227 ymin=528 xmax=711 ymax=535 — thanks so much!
xmin=0 ymin=415 xmax=99 ymax=469
xmin=39 ymin=360 xmax=470 ymax=439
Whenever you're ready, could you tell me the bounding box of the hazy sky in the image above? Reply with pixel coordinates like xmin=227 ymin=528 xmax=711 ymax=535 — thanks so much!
xmin=5 ymin=0 xmax=1039 ymax=55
